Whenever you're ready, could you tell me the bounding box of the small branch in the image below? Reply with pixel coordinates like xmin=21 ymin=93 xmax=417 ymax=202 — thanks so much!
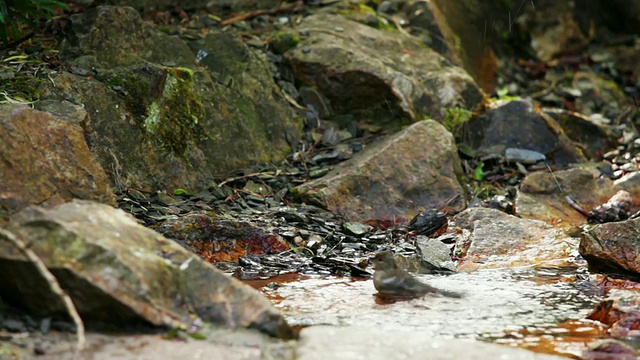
xmin=220 ymin=1 xmax=304 ymax=27
xmin=0 ymin=32 xmax=35 ymax=51
xmin=0 ymin=229 xmax=86 ymax=354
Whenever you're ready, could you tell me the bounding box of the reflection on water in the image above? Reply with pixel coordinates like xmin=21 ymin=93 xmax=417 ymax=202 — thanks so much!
xmin=253 ymin=265 xmax=610 ymax=357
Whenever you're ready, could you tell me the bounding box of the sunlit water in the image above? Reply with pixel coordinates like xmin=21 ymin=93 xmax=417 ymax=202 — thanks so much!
xmin=250 ymin=265 xmax=611 ymax=357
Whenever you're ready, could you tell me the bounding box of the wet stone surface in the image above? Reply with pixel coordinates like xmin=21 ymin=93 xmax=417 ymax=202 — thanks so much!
xmin=252 ymin=264 xmax=620 ymax=358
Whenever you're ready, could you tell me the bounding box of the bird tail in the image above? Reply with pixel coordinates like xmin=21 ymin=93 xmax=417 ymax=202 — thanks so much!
xmin=434 ymin=288 xmax=463 ymax=299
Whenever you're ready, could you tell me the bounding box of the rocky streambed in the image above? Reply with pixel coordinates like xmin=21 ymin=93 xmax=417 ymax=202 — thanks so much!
xmin=3 ymin=1 xmax=640 ymax=359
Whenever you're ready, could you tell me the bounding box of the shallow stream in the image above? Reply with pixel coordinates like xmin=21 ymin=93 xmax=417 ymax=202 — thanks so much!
xmin=247 ymin=263 xmax=622 ymax=358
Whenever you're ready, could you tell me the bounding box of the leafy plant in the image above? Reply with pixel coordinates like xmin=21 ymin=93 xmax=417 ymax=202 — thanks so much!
xmin=442 ymin=107 xmax=473 ymax=135
xmin=472 ymin=162 xmax=484 ymax=181
xmin=0 ymin=0 xmax=69 ymax=45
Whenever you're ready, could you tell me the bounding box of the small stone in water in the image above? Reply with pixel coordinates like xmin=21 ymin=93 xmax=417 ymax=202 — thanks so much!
xmin=342 ymin=222 xmax=372 ymax=236
xmin=309 ymin=168 xmax=330 ymax=178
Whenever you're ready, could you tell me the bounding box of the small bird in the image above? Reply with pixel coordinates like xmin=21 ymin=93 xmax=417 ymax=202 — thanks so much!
xmin=371 ymin=251 xmax=462 ymax=298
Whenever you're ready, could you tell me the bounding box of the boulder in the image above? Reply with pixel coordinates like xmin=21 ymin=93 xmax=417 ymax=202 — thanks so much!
xmin=284 ymin=13 xmax=483 ymax=128
xmin=292 ymin=120 xmax=465 ymax=222
xmin=0 ymin=104 xmax=115 ymax=219
xmin=40 ymin=6 xmax=302 ymax=191
xmin=0 ymin=200 xmax=292 ymax=338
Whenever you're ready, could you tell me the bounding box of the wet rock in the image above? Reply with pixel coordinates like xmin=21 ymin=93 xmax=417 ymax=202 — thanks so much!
xmin=342 ymin=222 xmax=372 ymax=237
xmin=285 ymin=13 xmax=483 ymax=127
xmin=408 ymin=209 xmax=448 ymax=236
xmin=415 ymin=236 xmax=457 ymax=273
xmin=504 ymin=148 xmax=546 ymax=165
xmin=0 ymin=104 xmax=115 ymax=218
xmin=587 ymin=299 xmax=640 ymax=338
xmin=154 ymin=212 xmax=290 ymax=262
xmin=42 ymin=6 xmax=302 ymax=190
xmin=451 ymin=207 xmax=574 ymax=269
xmin=0 ymin=200 xmax=292 ymax=338
xmin=579 ymin=217 xmax=640 ymax=277
xmin=296 ymin=326 xmax=565 ymax=360
xmin=516 ymin=168 xmax=640 ymax=230
xmin=292 ymin=120 xmax=466 ymax=222
xmin=587 ymin=190 xmax=632 ymax=224
xmin=460 ymin=99 xmax=586 ymax=166
xmin=544 ymin=108 xmax=618 ymax=160
xmin=582 ymin=339 xmax=637 ymax=360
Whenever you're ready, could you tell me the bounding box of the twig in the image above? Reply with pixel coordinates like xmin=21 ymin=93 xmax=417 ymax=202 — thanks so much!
xmin=0 ymin=31 xmax=35 ymax=51
xmin=221 ymin=1 xmax=304 ymax=27
xmin=390 ymin=16 xmax=412 ymax=38
xmin=0 ymin=229 xmax=86 ymax=354
xmin=300 ymin=28 xmax=349 ymax=39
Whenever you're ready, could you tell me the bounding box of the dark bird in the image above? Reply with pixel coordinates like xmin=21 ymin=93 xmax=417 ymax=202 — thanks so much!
xmin=371 ymin=251 xmax=462 ymax=298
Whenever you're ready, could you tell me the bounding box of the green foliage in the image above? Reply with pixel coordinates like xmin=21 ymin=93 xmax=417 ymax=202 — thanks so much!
xmin=442 ymin=107 xmax=473 ymax=135
xmin=0 ymin=0 xmax=69 ymax=45
xmin=471 ymin=162 xmax=484 ymax=181
xmin=489 ymin=87 xmax=521 ymax=102
xmin=173 ymin=188 xmax=188 ymax=196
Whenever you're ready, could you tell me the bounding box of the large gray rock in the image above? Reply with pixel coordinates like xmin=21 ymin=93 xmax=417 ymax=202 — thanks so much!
xmin=297 ymin=326 xmax=565 ymax=360
xmin=42 ymin=6 xmax=302 ymax=190
xmin=292 ymin=120 xmax=465 ymax=222
xmin=0 ymin=200 xmax=292 ymax=338
xmin=284 ymin=13 xmax=483 ymax=128
xmin=0 ymin=104 xmax=115 ymax=219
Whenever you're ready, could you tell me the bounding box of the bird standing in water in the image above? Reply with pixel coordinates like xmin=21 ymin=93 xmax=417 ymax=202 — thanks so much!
xmin=371 ymin=251 xmax=462 ymax=298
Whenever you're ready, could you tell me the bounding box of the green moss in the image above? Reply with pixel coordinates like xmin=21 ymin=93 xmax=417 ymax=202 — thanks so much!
xmin=337 ymin=4 xmax=396 ymax=32
xmin=122 ymin=73 xmax=150 ymax=117
xmin=442 ymin=107 xmax=473 ymax=136
xmin=104 ymin=75 xmax=125 ymax=87
xmin=0 ymin=56 xmax=46 ymax=104
xmin=355 ymin=4 xmax=376 ymax=14
xmin=150 ymin=68 xmax=207 ymax=157
xmin=269 ymin=32 xmax=300 ymax=55
xmin=121 ymin=66 xmax=207 ymax=158
xmin=173 ymin=67 xmax=194 ymax=82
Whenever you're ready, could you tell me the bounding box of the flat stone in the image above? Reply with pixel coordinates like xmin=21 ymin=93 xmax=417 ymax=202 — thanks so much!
xmin=296 ymin=326 xmax=565 ymax=360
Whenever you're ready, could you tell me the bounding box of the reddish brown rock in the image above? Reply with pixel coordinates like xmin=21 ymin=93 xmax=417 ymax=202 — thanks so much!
xmin=579 ymin=217 xmax=640 ymax=276
xmin=0 ymin=104 xmax=115 ymax=219
xmin=582 ymin=339 xmax=637 ymax=360
xmin=587 ymin=299 xmax=640 ymax=338
xmin=154 ymin=212 xmax=290 ymax=262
